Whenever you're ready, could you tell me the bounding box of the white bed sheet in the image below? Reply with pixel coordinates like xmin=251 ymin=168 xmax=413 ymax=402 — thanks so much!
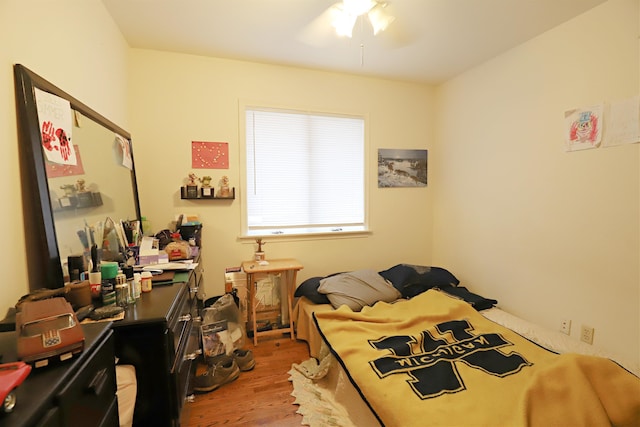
xmin=290 ymin=296 xmax=639 ymax=427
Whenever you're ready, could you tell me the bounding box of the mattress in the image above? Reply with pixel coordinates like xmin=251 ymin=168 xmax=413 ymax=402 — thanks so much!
xmin=290 ymin=295 xmax=639 ymax=427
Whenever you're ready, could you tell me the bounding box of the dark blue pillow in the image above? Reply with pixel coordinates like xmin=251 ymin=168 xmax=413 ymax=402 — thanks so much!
xmin=294 ymin=277 xmax=331 ymax=305
xmin=439 ymin=285 xmax=497 ymax=311
xmin=378 ymin=264 xmax=460 ymax=298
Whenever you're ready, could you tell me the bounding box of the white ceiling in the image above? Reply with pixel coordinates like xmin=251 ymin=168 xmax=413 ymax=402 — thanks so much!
xmin=102 ymin=0 xmax=606 ymax=84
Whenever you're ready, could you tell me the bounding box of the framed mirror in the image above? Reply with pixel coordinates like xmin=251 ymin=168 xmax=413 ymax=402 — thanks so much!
xmin=14 ymin=64 xmax=141 ymax=290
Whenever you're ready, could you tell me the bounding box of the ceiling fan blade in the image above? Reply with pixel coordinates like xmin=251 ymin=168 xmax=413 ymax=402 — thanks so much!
xmin=298 ymin=3 xmax=343 ymax=47
xmin=368 ymin=3 xmax=395 ymax=35
xmin=373 ymin=2 xmax=417 ymax=48
xmin=298 ymin=0 xmax=415 ymax=49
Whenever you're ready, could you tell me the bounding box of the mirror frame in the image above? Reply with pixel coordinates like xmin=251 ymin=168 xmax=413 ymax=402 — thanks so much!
xmin=14 ymin=64 xmax=141 ymax=290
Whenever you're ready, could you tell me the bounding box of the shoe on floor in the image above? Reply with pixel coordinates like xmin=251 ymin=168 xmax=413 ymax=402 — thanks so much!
xmin=233 ymin=348 xmax=256 ymax=371
xmin=193 ymin=355 xmax=240 ymax=393
xmin=203 ymin=353 xmax=227 ymax=366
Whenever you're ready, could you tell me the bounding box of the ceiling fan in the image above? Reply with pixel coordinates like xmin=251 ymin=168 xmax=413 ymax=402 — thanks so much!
xmin=330 ymin=0 xmax=395 ymax=37
xmin=299 ymin=0 xmax=398 ymax=46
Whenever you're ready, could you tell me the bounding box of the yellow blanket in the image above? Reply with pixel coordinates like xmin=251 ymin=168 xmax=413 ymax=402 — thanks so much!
xmin=313 ymin=289 xmax=640 ymax=427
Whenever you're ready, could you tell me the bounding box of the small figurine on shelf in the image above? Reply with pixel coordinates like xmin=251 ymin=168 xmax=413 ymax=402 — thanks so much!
xmin=218 ymin=175 xmax=231 ymax=198
xmin=76 ymin=179 xmax=87 ymax=192
xmin=200 ymin=175 xmax=214 ymax=197
xmin=60 ymin=183 xmax=77 ymax=197
xmin=184 ymin=173 xmax=199 ymax=198
xmin=59 ymin=183 xmax=77 ymax=209
xmin=75 ymin=179 xmax=94 ymax=207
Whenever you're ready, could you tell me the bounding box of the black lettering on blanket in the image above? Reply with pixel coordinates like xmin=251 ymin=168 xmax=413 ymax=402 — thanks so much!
xmin=368 ymin=319 xmax=531 ymax=399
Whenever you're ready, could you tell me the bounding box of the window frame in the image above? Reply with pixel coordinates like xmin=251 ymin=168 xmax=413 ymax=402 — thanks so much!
xmin=239 ymin=101 xmax=370 ymax=240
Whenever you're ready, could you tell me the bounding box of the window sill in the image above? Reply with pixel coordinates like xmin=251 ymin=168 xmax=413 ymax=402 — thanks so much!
xmin=239 ymin=228 xmax=371 ymax=242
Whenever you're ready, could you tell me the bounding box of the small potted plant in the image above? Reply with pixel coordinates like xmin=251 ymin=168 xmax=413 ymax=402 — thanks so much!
xmin=200 ymin=176 xmax=214 ymax=197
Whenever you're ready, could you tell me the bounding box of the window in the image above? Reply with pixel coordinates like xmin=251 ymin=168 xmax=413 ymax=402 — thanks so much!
xmin=243 ymin=107 xmax=366 ymax=237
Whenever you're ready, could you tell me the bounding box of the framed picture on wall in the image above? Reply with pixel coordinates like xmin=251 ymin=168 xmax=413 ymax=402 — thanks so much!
xmin=378 ymin=149 xmax=428 ymax=188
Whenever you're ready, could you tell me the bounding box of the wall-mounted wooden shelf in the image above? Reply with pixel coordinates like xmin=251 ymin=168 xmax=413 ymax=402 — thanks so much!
xmin=180 ymin=187 xmax=235 ymax=200
xmin=54 ymin=191 xmax=103 ymax=211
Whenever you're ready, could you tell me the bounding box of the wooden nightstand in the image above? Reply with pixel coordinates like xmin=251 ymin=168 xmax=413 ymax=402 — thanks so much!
xmin=241 ymin=258 xmax=303 ymax=345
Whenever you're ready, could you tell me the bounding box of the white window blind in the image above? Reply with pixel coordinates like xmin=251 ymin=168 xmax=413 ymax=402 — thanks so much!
xmin=245 ymin=108 xmax=365 ymax=236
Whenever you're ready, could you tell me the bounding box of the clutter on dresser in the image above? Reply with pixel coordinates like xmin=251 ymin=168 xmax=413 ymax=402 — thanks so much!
xmin=164 ymin=232 xmax=191 ymax=261
xmin=15 ymin=298 xmax=85 ymax=368
xmin=0 ymin=361 xmax=31 ymax=413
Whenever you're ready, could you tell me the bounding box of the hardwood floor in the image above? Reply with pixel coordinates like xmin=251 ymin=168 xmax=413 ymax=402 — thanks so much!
xmin=186 ymin=335 xmax=310 ymax=426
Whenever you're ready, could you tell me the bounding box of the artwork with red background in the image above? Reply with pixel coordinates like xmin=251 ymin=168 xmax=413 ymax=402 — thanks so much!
xmin=192 ymin=141 xmax=229 ymax=169
xmin=45 ymin=145 xmax=85 ymax=177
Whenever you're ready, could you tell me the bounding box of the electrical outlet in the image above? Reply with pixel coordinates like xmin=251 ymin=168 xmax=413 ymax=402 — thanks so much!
xmin=580 ymin=325 xmax=594 ymax=344
xmin=560 ymin=319 xmax=571 ymax=335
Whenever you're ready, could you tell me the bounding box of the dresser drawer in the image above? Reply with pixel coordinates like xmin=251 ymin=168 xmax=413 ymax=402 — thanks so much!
xmin=187 ymin=262 xmax=204 ymax=304
xmin=56 ymin=330 xmax=117 ymax=426
xmin=172 ymin=324 xmax=199 ymax=421
xmin=168 ymin=284 xmax=192 ymax=357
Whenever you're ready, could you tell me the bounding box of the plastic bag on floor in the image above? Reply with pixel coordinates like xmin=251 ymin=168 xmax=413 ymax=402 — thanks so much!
xmin=201 ymin=293 xmax=245 ymax=355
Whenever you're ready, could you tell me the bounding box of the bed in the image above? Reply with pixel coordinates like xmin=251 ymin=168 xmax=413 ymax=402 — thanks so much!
xmin=289 ymin=264 xmax=640 ymax=427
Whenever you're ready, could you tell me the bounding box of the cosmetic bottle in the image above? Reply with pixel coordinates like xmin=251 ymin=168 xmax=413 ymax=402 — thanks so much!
xmin=141 ymin=271 xmax=153 ymax=293
xmin=101 ymin=262 xmax=119 ymax=306
xmin=133 ymin=273 xmax=142 ymax=299
xmin=123 ymin=266 xmax=136 ymax=304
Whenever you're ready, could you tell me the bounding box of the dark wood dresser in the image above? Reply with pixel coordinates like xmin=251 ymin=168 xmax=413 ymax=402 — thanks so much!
xmin=113 ymin=265 xmax=203 ymax=427
xmin=0 ymin=322 xmax=118 ymax=427
xmin=0 ymin=260 xmax=204 ymax=427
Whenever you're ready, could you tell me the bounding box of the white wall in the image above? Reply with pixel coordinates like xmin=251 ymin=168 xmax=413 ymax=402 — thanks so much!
xmin=127 ymin=51 xmax=435 ymax=296
xmin=0 ymin=0 xmax=129 ymax=307
xmin=1 ymin=0 xmax=636 ymax=369
xmin=433 ymin=0 xmax=639 ymax=365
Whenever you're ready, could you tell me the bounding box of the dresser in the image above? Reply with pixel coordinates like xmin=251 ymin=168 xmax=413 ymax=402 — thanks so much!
xmin=113 ymin=261 xmax=203 ymax=427
xmin=0 ymin=259 xmax=204 ymax=427
xmin=0 ymin=322 xmax=117 ymax=427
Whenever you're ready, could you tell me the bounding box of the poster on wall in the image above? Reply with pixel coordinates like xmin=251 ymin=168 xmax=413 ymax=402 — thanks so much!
xmin=45 ymin=145 xmax=85 ymax=177
xmin=192 ymin=141 xmax=229 ymax=169
xmin=115 ymin=134 xmax=133 ymax=170
xmin=34 ymin=87 xmax=77 ymax=165
xmin=378 ymin=149 xmax=428 ymax=188
xmin=564 ymin=104 xmax=603 ymax=151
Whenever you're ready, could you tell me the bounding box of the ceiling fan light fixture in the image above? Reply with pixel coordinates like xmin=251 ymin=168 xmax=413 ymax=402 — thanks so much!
xmin=342 ymin=0 xmax=377 ymax=16
xmin=331 ymin=7 xmax=359 ymax=37
xmin=331 ymin=0 xmax=394 ymax=38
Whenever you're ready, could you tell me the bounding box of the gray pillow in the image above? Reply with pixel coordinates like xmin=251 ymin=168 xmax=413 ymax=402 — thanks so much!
xmin=317 ymin=269 xmax=402 ymax=311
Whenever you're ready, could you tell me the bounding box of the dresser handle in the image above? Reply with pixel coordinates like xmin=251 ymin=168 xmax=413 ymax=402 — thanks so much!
xmin=87 ymin=368 xmax=108 ymax=396
xmin=183 ymin=349 xmax=202 ymax=361
xmin=178 ymin=314 xmax=192 ymax=322
xmin=185 ymin=394 xmax=195 ymax=403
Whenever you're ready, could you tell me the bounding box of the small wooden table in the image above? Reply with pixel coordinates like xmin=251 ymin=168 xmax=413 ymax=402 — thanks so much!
xmin=241 ymin=258 xmax=303 ymax=345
